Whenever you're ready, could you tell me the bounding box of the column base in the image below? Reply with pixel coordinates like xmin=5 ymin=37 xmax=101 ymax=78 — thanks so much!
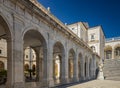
xmin=73 ymin=77 xmax=79 ymax=82
xmin=13 ymin=82 xmax=25 ymax=88
xmin=97 ymin=71 xmax=104 ymax=80
xmin=61 ymin=77 xmax=69 ymax=84
xmin=6 ymin=82 xmax=24 ymax=88
xmin=41 ymin=78 xmax=55 ymax=88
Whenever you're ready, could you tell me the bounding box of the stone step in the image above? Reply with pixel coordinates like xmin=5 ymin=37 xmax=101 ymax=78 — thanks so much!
xmin=103 ymin=59 xmax=120 ymax=81
xmin=105 ymin=76 xmax=120 ymax=81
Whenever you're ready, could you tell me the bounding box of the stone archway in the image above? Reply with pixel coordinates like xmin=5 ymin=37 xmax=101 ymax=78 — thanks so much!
xmin=68 ymin=49 xmax=75 ymax=82
xmin=53 ymin=42 xmax=65 ymax=85
xmin=23 ymin=29 xmax=47 ymax=86
xmin=104 ymin=45 xmax=112 ymax=59
xmin=0 ymin=14 xmax=12 ymax=87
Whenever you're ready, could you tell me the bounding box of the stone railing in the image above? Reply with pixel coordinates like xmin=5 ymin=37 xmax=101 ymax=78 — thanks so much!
xmin=106 ymin=37 xmax=120 ymax=42
xmin=29 ymin=0 xmax=91 ymax=50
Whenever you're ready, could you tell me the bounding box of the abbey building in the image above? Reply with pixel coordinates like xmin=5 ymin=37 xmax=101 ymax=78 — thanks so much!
xmin=0 ymin=0 xmax=119 ymax=88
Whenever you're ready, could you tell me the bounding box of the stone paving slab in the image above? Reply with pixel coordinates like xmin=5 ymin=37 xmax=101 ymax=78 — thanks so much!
xmin=67 ymin=80 xmax=120 ymax=88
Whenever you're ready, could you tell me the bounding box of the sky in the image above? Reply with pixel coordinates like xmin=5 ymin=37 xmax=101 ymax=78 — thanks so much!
xmin=38 ymin=0 xmax=120 ymax=38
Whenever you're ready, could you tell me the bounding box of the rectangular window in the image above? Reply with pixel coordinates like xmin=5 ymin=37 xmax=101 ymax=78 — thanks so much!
xmin=91 ymin=35 xmax=94 ymax=39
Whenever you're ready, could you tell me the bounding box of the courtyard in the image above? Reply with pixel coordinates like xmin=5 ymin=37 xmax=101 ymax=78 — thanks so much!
xmin=56 ymin=80 xmax=120 ymax=88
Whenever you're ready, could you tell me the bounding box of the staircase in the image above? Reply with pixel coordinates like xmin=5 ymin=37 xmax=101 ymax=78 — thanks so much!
xmin=103 ymin=59 xmax=120 ymax=81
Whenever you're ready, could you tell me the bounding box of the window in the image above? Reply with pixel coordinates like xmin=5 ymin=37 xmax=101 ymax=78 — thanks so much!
xmin=0 ymin=49 xmax=2 ymax=54
xmin=26 ymin=55 xmax=28 ymax=58
xmin=91 ymin=34 xmax=95 ymax=40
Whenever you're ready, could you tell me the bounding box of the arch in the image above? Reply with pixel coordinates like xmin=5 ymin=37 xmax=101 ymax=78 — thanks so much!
xmin=0 ymin=13 xmax=12 ymax=40
xmin=0 ymin=14 xmax=12 ymax=86
xmin=53 ymin=41 xmax=65 ymax=84
xmin=104 ymin=45 xmax=112 ymax=59
xmin=23 ymin=29 xmax=47 ymax=82
xmin=68 ymin=48 xmax=75 ymax=82
xmin=104 ymin=45 xmax=112 ymax=51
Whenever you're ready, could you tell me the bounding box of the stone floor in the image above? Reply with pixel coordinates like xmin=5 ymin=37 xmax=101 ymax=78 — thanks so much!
xmin=66 ymin=80 xmax=120 ymax=88
xmin=0 ymin=80 xmax=120 ymax=88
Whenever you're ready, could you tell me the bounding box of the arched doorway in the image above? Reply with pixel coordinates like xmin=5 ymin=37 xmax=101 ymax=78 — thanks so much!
xmin=68 ymin=49 xmax=75 ymax=82
xmin=0 ymin=14 xmax=12 ymax=86
xmin=23 ymin=30 xmax=47 ymax=84
xmin=53 ymin=42 xmax=64 ymax=85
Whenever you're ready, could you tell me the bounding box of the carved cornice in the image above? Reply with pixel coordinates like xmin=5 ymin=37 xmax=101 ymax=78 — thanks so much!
xmin=13 ymin=0 xmax=94 ymax=53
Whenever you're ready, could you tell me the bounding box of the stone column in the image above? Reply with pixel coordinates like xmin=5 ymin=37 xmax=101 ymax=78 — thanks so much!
xmin=73 ymin=53 xmax=79 ymax=82
xmin=42 ymin=33 xmax=54 ymax=88
xmin=8 ymin=14 xmax=25 ymax=88
xmin=86 ymin=59 xmax=89 ymax=80
xmin=93 ymin=55 xmax=96 ymax=79
xmin=80 ymin=58 xmax=85 ymax=81
xmin=6 ymin=39 xmax=14 ymax=88
xmin=61 ymin=49 xmax=69 ymax=84
xmin=13 ymin=39 xmax=24 ymax=88
xmin=112 ymin=48 xmax=115 ymax=59
xmin=47 ymin=42 xmax=54 ymax=87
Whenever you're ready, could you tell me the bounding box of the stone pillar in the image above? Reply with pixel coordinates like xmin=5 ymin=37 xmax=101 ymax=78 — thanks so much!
xmin=7 ymin=14 xmax=25 ymax=88
xmin=13 ymin=39 xmax=24 ymax=88
xmin=6 ymin=39 xmax=14 ymax=88
xmin=73 ymin=53 xmax=79 ymax=82
xmin=42 ymin=34 xmax=54 ymax=88
xmin=61 ymin=49 xmax=69 ymax=84
xmin=80 ymin=59 xmax=85 ymax=81
xmin=6 ymin=37 xmax=24 ymax=88
xmin=112 ymin=48 xmax=114 ymax=59
xmin=86 ymin=59 xmax=89 ymax=80
xmin=47 ymin=42 xmax=54 ymax=87
xmin=93 ymin=55 xmax=96 ymax=79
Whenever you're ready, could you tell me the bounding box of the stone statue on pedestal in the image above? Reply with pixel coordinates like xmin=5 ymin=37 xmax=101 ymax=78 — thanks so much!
xmin=97 ymin=63 xmax=104 ymax=80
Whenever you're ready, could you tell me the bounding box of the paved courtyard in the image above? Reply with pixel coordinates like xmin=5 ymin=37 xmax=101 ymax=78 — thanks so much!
xmin=0 ymin=80 xmax=120 ymax=88
xmin=66 ymin=80 xmax=120 ymax=88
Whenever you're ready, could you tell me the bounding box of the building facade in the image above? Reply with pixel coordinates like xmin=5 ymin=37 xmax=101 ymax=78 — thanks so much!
xmin=105 ymin=37 xmax=120 ymax=59
xmin=0 ymin=0 xmax=117 ymax=88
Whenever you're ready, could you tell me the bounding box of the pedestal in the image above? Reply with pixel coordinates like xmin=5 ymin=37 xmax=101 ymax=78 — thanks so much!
xmin=97 ymin=71 xmax=104 ymax=80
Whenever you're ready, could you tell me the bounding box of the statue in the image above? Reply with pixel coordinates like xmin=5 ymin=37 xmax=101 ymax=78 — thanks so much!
xmin=97 ymin=63 xmax=104 ymax=80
